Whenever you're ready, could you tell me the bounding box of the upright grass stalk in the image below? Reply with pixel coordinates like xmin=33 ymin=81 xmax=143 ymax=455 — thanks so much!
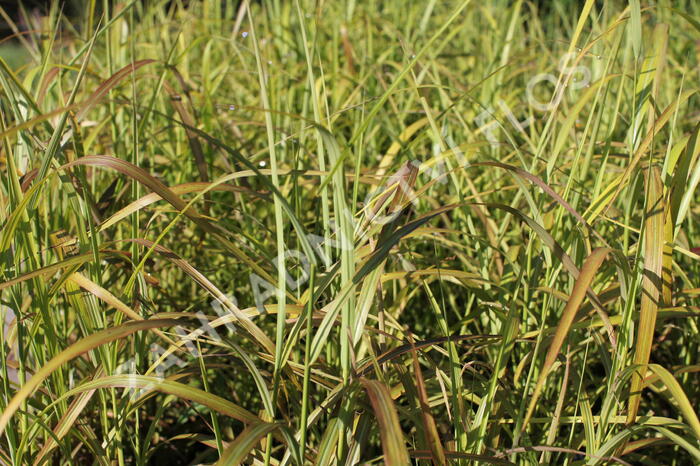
xmin=299 ymin=265 xmax=316 ymax=462
xmin=1 ymin=1 xmax=700 ymax=464
xmin=243 ymin=2 xmax=288 ymax=464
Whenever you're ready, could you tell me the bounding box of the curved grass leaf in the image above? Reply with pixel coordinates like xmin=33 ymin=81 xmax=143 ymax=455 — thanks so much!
xmin=216 ymin=422 xmax=279 ymax=465
xmin=0 ymin=319 xmax=180 ymax=435
xmin=523 ymin=248 xmax=609 ymax=430
xmin=360 ymin=378 xmax=410 ymax=466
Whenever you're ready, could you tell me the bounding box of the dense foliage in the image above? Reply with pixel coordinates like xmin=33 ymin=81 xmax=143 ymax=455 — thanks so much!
xmin=0 ymin=0 xmax=699 ymax=464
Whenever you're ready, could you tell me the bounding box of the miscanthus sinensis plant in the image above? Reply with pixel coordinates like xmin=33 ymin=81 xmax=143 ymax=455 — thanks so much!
xmin=0 ymin=0 xmax=699 ymax=464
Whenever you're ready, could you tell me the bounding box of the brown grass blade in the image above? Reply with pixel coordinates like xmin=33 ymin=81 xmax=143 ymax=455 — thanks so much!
xmin=523 ymin=247 xmax=610 ymax=430
xmin=360 ymin=378 xmax=410 ymax=465
xmin=162 ymin=80 xmax=208 ymax=184
xmin=75 ymin=59 xmax=155 ymax=121
xmin=408 ymin=334 xmax=447 ymax=465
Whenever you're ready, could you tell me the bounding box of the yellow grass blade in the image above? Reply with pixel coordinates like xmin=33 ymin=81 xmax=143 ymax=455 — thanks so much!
xmin=628 ymin=166 xmax=665 ymax=424
xmin=647 ymin=364 xmax=700 ymax=440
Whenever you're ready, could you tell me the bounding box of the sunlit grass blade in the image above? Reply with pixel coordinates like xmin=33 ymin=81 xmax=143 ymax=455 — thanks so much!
xmin=215 ymin=422 xmax=279 ymax=465
xmin=646 ymin=364 xmax=700 ymax=440
xmin=627 ymin=166 xmax=665 ymax=424
xmin=65 ymin=375 xmax=262 ymax=425
xmin=0 ymin=319 xmax=179 ymax=435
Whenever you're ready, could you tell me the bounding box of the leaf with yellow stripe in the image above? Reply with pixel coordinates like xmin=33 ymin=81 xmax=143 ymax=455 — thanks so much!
xmin=628 ymin=166 xmax=665 ymax=424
